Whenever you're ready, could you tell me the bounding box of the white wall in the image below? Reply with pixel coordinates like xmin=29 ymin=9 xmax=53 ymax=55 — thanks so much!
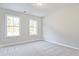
xmin=0 ymin=8 xmax=42 ymax=45
xmin=44 ymin=5 xmax=79 ymax=49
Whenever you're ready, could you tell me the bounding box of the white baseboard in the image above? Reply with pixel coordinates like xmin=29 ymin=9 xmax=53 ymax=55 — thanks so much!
xmin=45 ymin=40 xmax=79 ymax=50
xmin=0 ymin=39 xmax=43 ymax=48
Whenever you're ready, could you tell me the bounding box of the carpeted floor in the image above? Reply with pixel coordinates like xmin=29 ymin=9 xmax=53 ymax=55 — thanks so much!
xmin=0 ymin=40 xmax=79 ymax=56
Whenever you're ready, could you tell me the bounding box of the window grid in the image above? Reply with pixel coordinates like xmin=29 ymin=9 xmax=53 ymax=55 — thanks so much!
xmin=29 ymin=19 xmax=38 ymax=35
xmin=7 ymin=15 xmax=20 ymax=36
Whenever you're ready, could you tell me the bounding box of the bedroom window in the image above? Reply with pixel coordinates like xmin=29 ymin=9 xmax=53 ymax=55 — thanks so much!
xmin=29 ymin=19 xmax=38 ymax=35
xmin=7 ymin=15 xmax=20 ymax=36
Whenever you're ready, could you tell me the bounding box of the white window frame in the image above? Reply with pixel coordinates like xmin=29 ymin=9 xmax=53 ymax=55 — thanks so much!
xmin=29 ymin=19 xmax=38 ymax=36
xmin=6 ymin=15 xmax=20 ymax=37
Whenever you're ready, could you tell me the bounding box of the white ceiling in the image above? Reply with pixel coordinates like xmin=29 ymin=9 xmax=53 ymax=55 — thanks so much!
xmin=0 ymin=3 xmax=79 ymax=17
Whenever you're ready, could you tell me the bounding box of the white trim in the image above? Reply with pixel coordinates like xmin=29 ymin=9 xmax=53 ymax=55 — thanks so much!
xmin=0 ymin=39 xmax=43 ymax=48
xmin=45 ymin=40 xmax=79 ymax=51
xmin=5 ymin=14 xmax=21 ymax=37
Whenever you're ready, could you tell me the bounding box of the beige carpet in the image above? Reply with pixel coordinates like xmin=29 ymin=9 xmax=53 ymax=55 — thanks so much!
xmin=0 ymin=40 xmax=79 ymax=56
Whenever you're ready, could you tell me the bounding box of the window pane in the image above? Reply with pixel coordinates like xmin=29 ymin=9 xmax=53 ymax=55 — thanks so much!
xmin=14 ymin=17 xmax=20 ymax=26
xmin=7 ymin=16 xmax=13 ymax=26
xmin=29 ymin=20 xmax=38 ymax=35
xmin=13 ymin=27 xmax=19 ymax=33
xmin=33 ymin=28 xmax=37 ymax=34
xmin=13 ymin=27 xmax=20 ymax=36
xmin=7 ymin=27 xmax=20 ymax=36
xmin=29 ymin=20 xmax=37 ymax=27
xmin=7 ymin=27 xmax=14 ymax=33
xmin=7 ymin=27 xmax=14 ymax=36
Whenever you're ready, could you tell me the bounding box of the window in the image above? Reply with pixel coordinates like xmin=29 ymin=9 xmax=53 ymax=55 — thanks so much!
xmin=7 ymin=15 xmax=20 ymax=36
xmin=29 ymin=19 xmax=38 ymax=35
